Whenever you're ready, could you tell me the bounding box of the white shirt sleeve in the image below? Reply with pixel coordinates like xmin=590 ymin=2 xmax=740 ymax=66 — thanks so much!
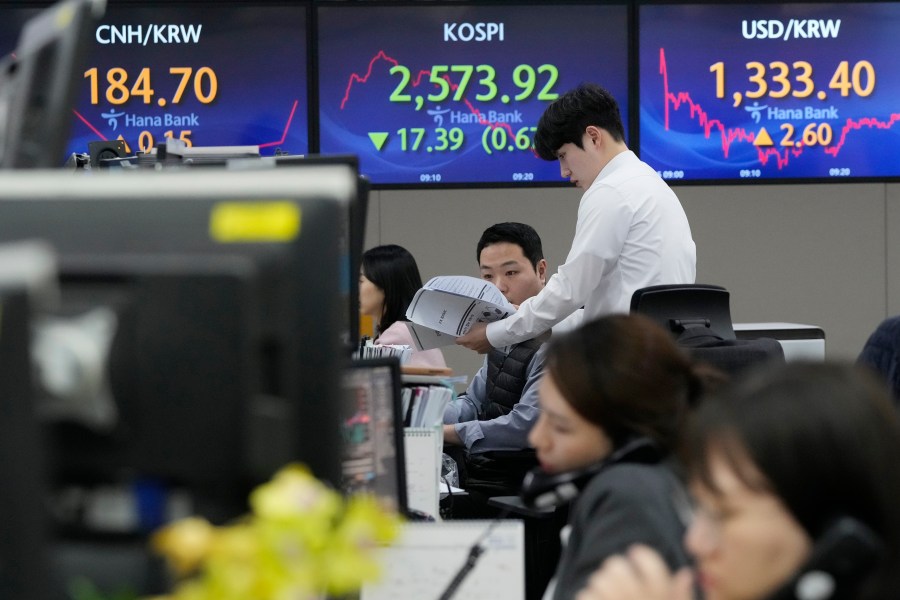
xmin=487 ymin=185 xmax=632 ymax=348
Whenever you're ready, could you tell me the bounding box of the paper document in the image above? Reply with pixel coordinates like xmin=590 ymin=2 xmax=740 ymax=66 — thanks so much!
xmin=403 ymin=427 xmax=442 ymax=518
xmin=405 ymin=275 xmax=514 ymax=350
xmin=362 ymin=520 xmax=525 ymax=600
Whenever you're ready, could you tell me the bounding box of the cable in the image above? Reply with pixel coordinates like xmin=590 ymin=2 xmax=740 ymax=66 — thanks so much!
xmin=436 ymin=507 xmax=512 ymax=600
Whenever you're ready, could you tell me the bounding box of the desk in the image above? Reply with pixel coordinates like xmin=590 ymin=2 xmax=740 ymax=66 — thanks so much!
xmin=488 ymin=495 xmax=567 ymax=600
xmin=734 ymin=322 xmax=825 ymax=362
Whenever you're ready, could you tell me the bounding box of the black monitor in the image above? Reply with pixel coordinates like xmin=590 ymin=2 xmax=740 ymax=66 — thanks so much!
xmin=227 ymin=153 xmax=369 ymax=351
xmin=0 ymin=165 xmax=354 ymax=542
xmin=0 ymin=0 xmax=104 ymax=169
xmin=340 ymin=358 xmax=408 ymax=516
xmin=275 ymin=155 xmax=368 ymax=351
xmin=91 ymin=151 xmax=368 ymax=351
xmin=0 ymin=246 xmax=54 ymax=600
xmin=0 ymin=6 xmax=41 ymax=59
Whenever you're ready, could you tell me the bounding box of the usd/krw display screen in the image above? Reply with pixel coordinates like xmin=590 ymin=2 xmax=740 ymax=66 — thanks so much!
xmin=639 ymin=3 xmax=900 ymax=182
xmin=317 ymin=3 xmax=629 ymax=186
xmin=66 ymin=3 xmax=309 ymax=157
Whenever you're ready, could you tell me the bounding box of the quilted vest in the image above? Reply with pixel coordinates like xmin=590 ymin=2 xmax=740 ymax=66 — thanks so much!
xmin=482 ymin=337 xmax=543 ymax=420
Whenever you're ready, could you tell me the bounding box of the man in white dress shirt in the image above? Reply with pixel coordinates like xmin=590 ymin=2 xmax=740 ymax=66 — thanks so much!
xmin=457 ymin=83 xmax=696 ymax=353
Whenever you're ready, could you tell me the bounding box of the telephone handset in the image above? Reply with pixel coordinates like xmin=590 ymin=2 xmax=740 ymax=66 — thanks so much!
xmin=766 ymin=517 xmax=884 ymax=600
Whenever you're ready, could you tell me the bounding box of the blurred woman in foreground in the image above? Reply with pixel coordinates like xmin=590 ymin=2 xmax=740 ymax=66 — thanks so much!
xmin=525 ymin=314 xmax=722 ymax=600
xmin=577 ymin=362 xmax=900 ymax=600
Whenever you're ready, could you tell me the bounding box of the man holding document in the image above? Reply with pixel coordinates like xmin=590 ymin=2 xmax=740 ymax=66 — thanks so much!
xmin=438 ymin=222 xmax=552 ymax=516
xmin=456 ymin=83 xmax=696 ymax=354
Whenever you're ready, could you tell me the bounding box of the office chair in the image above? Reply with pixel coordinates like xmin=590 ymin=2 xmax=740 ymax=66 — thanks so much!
xmin=630 ymin=283 xmax=736 ymax=340
xmin=631 ymin=284 xmax=785 ymax=376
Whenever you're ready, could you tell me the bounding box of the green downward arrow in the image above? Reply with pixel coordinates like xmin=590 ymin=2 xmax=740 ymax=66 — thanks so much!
xmin=368 ymin=132 xmax=389 ymax=151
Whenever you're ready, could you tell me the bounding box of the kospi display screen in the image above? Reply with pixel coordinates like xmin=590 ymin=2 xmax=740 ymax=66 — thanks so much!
xmin=638 ymin=3 xmax=900 ymax=182
xmin=317 ymin=3 xmax=629 ymax=186
xmin=66 ymin=3 xmax=309 ymax=157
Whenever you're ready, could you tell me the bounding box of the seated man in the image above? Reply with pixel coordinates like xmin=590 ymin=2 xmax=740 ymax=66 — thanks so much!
xmin=443 ymin=222 xmax=549 ymax=515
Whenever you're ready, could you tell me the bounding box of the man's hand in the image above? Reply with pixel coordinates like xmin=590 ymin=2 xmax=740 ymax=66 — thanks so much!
xmin=575 ymin=545 xmax=693 ymax=600
xmin=443 ymin=424 xmax=462 ymax=445
xmin=455 ymin=321 xmax=493 ymax=354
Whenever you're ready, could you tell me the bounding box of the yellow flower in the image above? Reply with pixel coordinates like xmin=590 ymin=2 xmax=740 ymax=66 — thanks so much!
xmin=151 ymin=464 xmax=402 ymax=600
xmin=151 ymin=517 xmax=215 ymax=576
xmin=341 ymin=494 xmax=402 ymax=547
xmin=250 ymin=464 xmax=340 ymax=522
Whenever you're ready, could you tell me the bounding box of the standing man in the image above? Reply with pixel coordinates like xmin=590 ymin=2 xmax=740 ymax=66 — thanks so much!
xmin=457 ymin=83 xmax=695 ymax=353
xmin=443 ymin=222 xmax=550 ymax=514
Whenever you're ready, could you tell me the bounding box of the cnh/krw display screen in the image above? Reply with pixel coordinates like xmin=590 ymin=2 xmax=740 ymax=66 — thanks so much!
xmin=639 ymin=2 xmax=900 ymax=182
xmin=65 ymin=2 xmax=309 ymax=157
xmin=317 ymin=3 xmax=629 ymax=186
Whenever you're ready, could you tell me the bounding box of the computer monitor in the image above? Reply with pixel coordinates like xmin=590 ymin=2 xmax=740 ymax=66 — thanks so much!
xmin=340 ymin=358 xmax=408 ymax=516
xmin=275 ymin=155 xmax=369 ymax=351
xmin=0 ymin=266 xmax=52 ymax=600
xmin=0 ymin=0 xmax=104 ymax=169
xmin=0 ymin=5 xmax=41 ymax=58
xmin=227 ymin=153 xmax=369 ymax=351
xmin=0 ymin=165 xmax=355 ymax=534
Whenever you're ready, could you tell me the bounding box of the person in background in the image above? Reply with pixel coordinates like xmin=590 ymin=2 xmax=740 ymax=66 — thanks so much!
xmin=457 ymin=83 xmax=695 ymax=354
xmin=857 ymin=314 xmax=900 ymax=407
xmin=576 ymin=362 xmax=900 ymax=600
xmin=442 ymin=222 xmax=549 ymax=515
xmin=360 ymin=244 xmax=446 ymax=369
xmin=527 ymin=314 xmax=720 ymax=600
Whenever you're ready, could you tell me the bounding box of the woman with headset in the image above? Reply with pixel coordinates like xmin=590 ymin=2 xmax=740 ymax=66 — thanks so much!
xmin=523 ymin=313 xmax=722 ymax=600
xmin=576 ymin=362 xmax=900 ymax=600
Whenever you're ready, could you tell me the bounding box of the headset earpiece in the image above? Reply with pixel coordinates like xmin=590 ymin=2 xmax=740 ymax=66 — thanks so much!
xmin=519 ymin=437 xmax=661 ymax=509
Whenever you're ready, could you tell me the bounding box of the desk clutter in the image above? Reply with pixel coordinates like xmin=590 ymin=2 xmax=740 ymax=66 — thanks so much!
xmin=355 ymin=337 xmax=413 ymax=364
xmin=402 ymin=384 xmax=452 ymax=428
xmin=401 ymin=373 xmax=456 ymax=519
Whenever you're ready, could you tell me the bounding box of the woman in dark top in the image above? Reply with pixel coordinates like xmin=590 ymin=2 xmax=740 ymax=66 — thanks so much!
xmin=578 ymin=362 xmax=900 ymax=600
xmin=526 ymin=313 xmax=719 ymax=600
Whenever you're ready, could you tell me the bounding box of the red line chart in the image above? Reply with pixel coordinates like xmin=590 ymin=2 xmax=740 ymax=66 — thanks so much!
xmin=73 ymin=109 xmax=107 ymax=141
xmin=71 ymin=99 xmax=301 ymax=150
xmin=658 ymin=47 xmax=900 ymax=170
xmin=339 ymin=49 xmax=517 ymax=137
xmin=259 ymin=100 xmax=299 ymax=148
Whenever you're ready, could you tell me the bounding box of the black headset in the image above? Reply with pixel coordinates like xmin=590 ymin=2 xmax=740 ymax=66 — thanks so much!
xmin=519 ymin=436 xmax=662 ymax=510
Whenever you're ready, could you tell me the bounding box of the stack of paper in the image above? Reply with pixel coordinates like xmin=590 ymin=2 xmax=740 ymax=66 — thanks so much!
xmin=404 ymin=275 xmax=515 ymax=350
xmin=354 ymin=339 xmax=412 ymax=363
xmin=401 ymin=385 xmax=453 ymax=427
